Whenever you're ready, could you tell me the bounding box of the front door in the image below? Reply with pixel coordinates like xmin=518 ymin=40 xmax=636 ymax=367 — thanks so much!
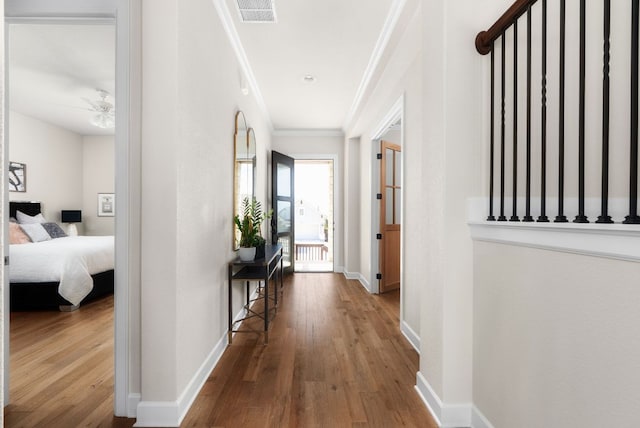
xmin=379 ymin=141 xmax=401 ymax=293
xmin=272 ymin=151 xmax=295 ymax=274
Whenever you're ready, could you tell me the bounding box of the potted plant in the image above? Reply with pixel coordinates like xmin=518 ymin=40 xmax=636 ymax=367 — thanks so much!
xmin=234 ymin=197 xmax=272 ymax=261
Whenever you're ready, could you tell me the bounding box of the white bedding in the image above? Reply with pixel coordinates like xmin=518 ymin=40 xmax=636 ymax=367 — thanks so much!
xmin=9 ymin=236 xmax=115 ymax=306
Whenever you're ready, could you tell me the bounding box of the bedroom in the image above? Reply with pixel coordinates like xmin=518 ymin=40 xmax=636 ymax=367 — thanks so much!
xmin=5 ymin=21 xmax=117 ymax=421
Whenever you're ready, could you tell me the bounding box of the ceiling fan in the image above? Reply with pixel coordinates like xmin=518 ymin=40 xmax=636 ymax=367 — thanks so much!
xmin=83 ymin=89 xmax=115 ymax=129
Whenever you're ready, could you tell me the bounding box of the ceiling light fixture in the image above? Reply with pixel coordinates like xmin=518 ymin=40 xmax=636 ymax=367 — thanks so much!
xmin=303 ymin=74 xmax=316 ymax=83
xmin=84 ymin=89 xmax=115 ymax=129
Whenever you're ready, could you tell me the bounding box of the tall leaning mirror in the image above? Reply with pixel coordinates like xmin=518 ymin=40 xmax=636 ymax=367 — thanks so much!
xmin=233 ymin=111 xmax=256 ymax=249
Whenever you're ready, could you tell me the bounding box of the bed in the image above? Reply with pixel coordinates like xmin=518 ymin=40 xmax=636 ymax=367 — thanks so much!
xmin=9 ymin=201 xmax=115 ymax=311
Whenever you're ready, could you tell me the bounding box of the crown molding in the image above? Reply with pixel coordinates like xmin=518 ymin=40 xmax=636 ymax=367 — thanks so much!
xmin=272 ymin=129 xmax=345 ymax=138
xmin=212 ymin=0 xmax=274 ymax=131
xmin=343 ymin=0 xmax=408 ymax=131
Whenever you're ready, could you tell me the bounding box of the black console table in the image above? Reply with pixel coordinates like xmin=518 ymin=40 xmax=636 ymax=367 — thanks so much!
xmin=228 ymin=243 xmax=283 ymax=344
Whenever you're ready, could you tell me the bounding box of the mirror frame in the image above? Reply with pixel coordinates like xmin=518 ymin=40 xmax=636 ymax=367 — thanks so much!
xmin=233 ymin=111 xmax=256 ymax=249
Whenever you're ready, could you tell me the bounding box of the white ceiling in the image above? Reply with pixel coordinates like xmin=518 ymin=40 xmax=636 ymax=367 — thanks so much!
xmin=227 ymin=0 xmax=394 ymax=131
xmin=8 ymin=23 xmax=116 ymax=136
xmin=8 ymin=1 xmax=395 ymax=135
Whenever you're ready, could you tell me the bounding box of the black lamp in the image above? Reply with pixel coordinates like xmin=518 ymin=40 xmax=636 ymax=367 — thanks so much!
xmin=61 ymin=210 xmax=82 ymax=236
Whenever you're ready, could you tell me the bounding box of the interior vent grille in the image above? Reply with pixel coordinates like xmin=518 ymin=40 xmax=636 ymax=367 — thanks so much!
xmin=236 ymin=0 xmax=277 ymax=23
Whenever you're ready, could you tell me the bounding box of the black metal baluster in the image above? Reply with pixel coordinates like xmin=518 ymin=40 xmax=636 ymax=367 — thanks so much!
xmin=524 ymin=6 xmax=534 ymax=222
xmin=575 ymin=0 xmax=589 ymax=222
xmin=511 ymin=21 xmax=520 ymax=221
xmin=488 ymin=45 xmax=496 ymax=221
xmin=538 ymin=0 xmax=550 ymax=222
xmin=499 ymin=34 xmax=507 ymax=221
xmin=556 ymin=0 xmax=568 ymax=222
xmin=598 ymin=0 xmax=614 ymax=223
xmin=625 ymin=0 xmax=640 ymax=224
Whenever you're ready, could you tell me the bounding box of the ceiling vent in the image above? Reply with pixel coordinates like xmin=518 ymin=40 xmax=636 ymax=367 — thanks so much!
xmin=236 ymin=0 xmax=277 ymax=23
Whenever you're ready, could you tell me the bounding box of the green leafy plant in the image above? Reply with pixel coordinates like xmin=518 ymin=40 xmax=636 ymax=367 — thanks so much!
xmin=234 ymin=197 xmax=272 ymax=248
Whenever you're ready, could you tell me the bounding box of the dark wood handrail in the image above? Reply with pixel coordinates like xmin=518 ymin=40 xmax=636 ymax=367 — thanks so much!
xmin=475 ymin=0 xmax=538 ymax=55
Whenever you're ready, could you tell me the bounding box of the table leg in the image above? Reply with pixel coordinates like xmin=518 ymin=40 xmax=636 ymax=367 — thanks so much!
xmin=228 ymin=264 xmax=233 ymax=344
xmin=246 ymin=281 xmax=250 ymax=307
xmin=263 ymin=265 xmax=269 ymax=344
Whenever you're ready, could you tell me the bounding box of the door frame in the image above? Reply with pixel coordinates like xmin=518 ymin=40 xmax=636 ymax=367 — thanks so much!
xmin=292 ymin=157 xmax=337 ymax=273
xmin=369 ymin=95 xmax=404 ymax=305
xmin=2 ymin=0 xmax=140 ymax=417
xmin=284 ymin=154 xmax=340 ymax=273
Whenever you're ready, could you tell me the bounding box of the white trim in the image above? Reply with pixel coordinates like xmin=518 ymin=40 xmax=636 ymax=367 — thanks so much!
xmin=4 ymin=0 xmax=115 ymax=18
xmin=471 ymin=406 xmax=496 ymax=428
xmin=343 ymin=271 xmax=360 ymax=280
xmin=134 ymin=401 xmax=180 ymax=427
xmin=135 ymin=289 xmax=256 ymax=427
xmin=469 ymin=197 xmax=640 ymax=262
xmin=369 ymin=95 xmax=404 ymax=142
xmin=415 ymin=372 xmax=472 ymax=428
xmin=212 ymin=0 xmax=273 ymax=132
xmin=358 ymin=274 xmax=371 ymax=293
xmin=469 ymin=221 xmax=640 ymax=262
xmin=341 ymin=271 xmax=372 ymax=293
xmin=115 ymin=0 xmax=139 ymax=417
xmin=343 ymin=0 xmax=407 ymax=130
xmin=400 ymin=321 xmax=420 ymax=353
xmin=272 ymin=129 xmax=344 ymax=137
xmin=127 ymin=393 xmax=141 ymax=419
xmin=415 ymin=372 xmax=443 ymax=427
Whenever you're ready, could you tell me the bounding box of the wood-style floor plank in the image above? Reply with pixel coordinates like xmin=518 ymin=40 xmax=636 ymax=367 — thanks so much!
xmin=182 ymin=273 xmax=436 ymax=427
xmin=6 ymin=273 xmax=435 ymax=427
xmin=4 ymin=296 xmax=134 ymax=428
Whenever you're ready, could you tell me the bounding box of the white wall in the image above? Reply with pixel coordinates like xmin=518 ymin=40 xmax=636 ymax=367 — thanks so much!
xmin=345 ymin=0 xmax=423 ymax=351
xmin=343 ymin=137 xmax=360 ymax=276
xmin=474 ymin=243 xmax=640 ymax=427
xmin=8 ymin=111 xmax=83 ymax=226
xmin=82 ymin=136 xmax=115 ymax=236
xmin=271 ymin=133 xmax=343 ymax=271
xmin=8 ymin=113 xmax=115 ymax=236
xmin=137 ymin=0 xmax=272 ymax=423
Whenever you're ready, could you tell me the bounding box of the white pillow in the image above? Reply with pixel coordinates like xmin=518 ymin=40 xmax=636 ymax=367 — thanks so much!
xmin=16 ymin=210 xmax=46 ymax=224
xmin=19 ymin=223 xmax=52 ymax=242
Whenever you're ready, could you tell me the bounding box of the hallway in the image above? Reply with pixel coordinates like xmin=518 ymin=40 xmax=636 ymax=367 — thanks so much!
xmin=182 ymin=273 xmax=434 ymax=427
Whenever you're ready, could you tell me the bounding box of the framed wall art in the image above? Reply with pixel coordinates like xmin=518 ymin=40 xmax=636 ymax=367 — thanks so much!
xmin=98 ymin=193 xmax=115 ymax=217
xmin=9 ymin=162 xmax=26 ymax=192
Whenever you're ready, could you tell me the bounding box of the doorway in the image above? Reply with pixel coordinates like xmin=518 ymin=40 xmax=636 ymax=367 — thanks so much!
xmin=3 ymin=1 xmax=137 ymax=418
xmin=371 ymin=102 xmax=403 ymax=304
xmin=294 ymin=160 xmax=334 ymax=272
xmin=5 ymin=21 xmax=117 ymax=415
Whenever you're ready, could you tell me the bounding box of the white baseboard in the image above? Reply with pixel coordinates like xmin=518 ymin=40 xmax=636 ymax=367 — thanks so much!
xmin=342 ymin=271 xmax=372 ymax=293
xmin=415 ymin=371 xmax=472 ymax=428
xmin=128 ymin=393 xmax=141 ymax=418
xmin=343 ymin=270 xmax=359 ymax=280
xmin=401 ymin=321 xmax=420 ymax=353
xmin=471 ymin=405 xmax=495 ymax=428
xmin=135 ymin=291 xmax=256 ymax=427
xmin=134 ymin=401 xmax=180 ymax=427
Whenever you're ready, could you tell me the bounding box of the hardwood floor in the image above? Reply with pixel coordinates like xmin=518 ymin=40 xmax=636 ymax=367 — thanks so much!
xmin=182 ymin=273 xmax=435 ymax=427
xmin=5 ymin=274 xmax=434 ymax=427
xmin=5 ymin=296 xmax=133 ymax=428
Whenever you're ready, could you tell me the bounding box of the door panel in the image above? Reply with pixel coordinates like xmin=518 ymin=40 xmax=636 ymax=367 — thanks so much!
xmin=379 ymin=141 xmax=401 ymax=293
xmin=272 ymin=151 xmax=295 ymax=274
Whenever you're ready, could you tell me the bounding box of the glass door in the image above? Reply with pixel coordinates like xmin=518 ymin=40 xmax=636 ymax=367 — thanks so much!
xmin=271 ymin=151 xmax=295 ymax=274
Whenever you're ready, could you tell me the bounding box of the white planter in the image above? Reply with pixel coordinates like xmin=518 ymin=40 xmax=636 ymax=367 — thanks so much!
xmin=238 ymin=247 xmax=256 ymax=261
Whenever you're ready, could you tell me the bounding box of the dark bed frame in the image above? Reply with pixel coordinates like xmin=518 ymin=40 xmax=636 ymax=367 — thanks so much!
xmin=9 ymin=201 xmax=115 ymax=311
